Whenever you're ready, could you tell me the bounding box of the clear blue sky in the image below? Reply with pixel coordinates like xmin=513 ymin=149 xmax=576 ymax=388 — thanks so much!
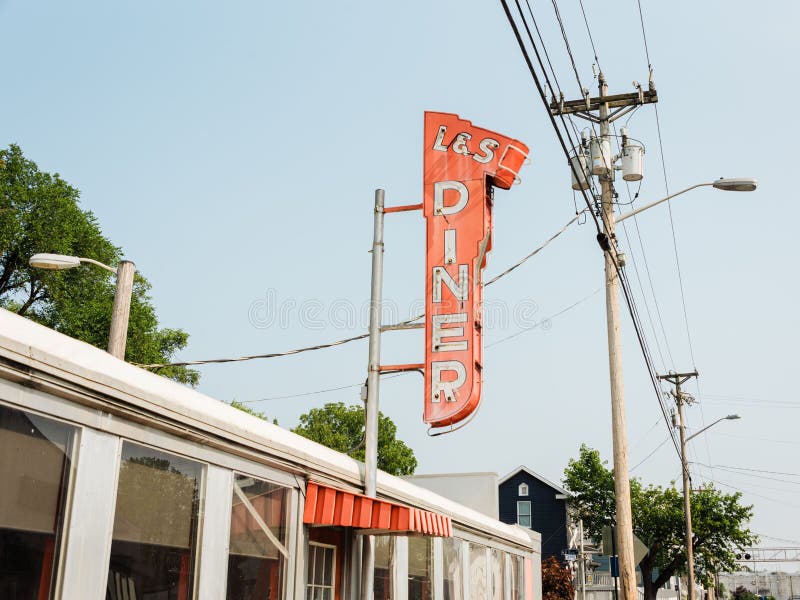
xmin=3 ymin=0 xmax=798 ymax=561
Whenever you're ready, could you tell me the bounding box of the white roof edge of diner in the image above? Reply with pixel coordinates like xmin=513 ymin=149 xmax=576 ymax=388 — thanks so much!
xmin=0 ymin=309 xmax=534 ymax=549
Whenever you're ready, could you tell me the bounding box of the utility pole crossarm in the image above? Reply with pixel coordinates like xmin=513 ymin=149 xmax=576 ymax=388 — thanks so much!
xmin=550 ymin=90 xmax=658 ymax=116
xmin=659 ymin=370 xmax=700 ymax=600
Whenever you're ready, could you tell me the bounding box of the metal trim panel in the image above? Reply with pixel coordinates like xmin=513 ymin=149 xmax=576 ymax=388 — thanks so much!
xmin=0 ymin=378 xmax=298 ymax=489
xmin=59 ymin=427 xmax=121 ymax=599
xmin=196 ymin=465 xmax=233 ymax=599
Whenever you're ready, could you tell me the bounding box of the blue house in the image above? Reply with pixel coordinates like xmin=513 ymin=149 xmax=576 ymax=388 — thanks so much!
xmin=498 ymin=466 xmax=571 ymax=562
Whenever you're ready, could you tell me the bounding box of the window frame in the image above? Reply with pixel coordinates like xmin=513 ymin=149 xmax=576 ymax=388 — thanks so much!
xmin=516 ymin=500 xmax=532 ymax=528
xmin=518 ymin=483 xmax=529 ymax=497
xmin=307 ymin=541 xmax=337 ymax=600
xmin=0 ymin=382 xmax=304 ymax=600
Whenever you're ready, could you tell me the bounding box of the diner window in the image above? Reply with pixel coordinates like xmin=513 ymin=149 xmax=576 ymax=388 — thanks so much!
xmin=516 ymin=501 xmax=532 ymax=528
xmin=374 ymin=536 xmax=393 ymax=600
xmin=306 ymin=543 xmax=335 ymax=600
xmin=227 ymin=474 xmax=288 ymax=600
xmin=518 ymin=483 xmax=529 ymax=497
xmin=469 ymin=543 xmax=487 ymax=600
xmin=0 ymin=404 xmax=75 ymax=600
xmin=489 ymin=549 xmax=504 ymax=600
xmin=442 ymin=537 xmax=462 ymax=600
xmin=106 ymin=442 xmax=202 ymax=600
xmin=408 ymin=536 xmax=432 ymax=600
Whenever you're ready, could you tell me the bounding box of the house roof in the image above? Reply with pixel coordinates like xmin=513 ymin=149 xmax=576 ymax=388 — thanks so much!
xmin=498 ymin=465 xmax=571 ymax=497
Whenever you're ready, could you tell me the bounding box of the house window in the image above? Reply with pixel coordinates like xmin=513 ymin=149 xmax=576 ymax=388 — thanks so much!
xmin=516 ymin=501 xmax=532 ymax=528
xmin=518 ymin=483 xmax=529 ymax=497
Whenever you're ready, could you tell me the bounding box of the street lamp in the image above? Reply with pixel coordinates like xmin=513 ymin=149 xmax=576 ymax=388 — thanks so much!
xmin=28 ymin=253 xmax=136 ymax=359
xmin=601 ymin=175 xmax=756 ymax=600
xmin=680 ymin=412 xmax=741 ymax=600
xmin=687 ymin=414 xmax=741 ymax=443
xmin=616 ymin=178 xmax=758 ymax=223
xmin=659 ymin=370 xmax=742 ymax=600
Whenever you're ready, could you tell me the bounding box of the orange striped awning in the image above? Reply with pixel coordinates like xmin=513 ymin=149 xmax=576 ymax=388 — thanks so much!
xmin=303 ymin=482 xmax=452 ymax=537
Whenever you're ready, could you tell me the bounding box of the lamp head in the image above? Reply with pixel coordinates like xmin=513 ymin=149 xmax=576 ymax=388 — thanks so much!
xmin=725 ymin=414 xmax=742 ymax=420
xmin=29 ymin=253 xmax=82 ymax=270
xmin=712 ymin=178 xmax=757 ymax=192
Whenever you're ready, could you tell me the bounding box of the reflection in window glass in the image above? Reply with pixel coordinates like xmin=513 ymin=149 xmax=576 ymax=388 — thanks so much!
xmin=306 ymin=543 xmax=335 ymax=600
xmin=374 ymin=536 xmax=393 ymax=600
xmin=408 ymin=536 xmax=432 ymax=600
xmin=0 ymin=404 xmax=74 ymax=600
xmin=442 ymin=537 xmax=462 ymax=600
xmin=509 ymin=554 xmax=525 ymax=600
xmin=490 ymin=549 xmax=504 ymax=600
xmin=107 ymin=442 xmax=202 ymax=600
xmin=469 ymin=543 xmax=487 ymax=600
xmin=227 ymin=474 xmax=288 ymax=599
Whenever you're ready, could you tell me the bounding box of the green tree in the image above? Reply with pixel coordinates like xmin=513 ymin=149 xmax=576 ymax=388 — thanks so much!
xmin=563 ymin=445 xmax=756 ymax=600
xmin=230 ymin=400 xmax=278 ymax=425
xmin=292 ymin=402 xmax=417 ymax=476
xmin=542 ymin=556 xmax=575 ymax=600
xmin=732 ymin=586 xmax=758 ymax=600
xmin=0 ymin=144 xmax=198 ymax=385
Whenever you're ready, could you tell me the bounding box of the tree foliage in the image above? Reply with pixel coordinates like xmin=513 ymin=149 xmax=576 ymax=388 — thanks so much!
xmin=733 ymin=586 xmax=758 ymax=600
xmin=230 ymin=400 xmax=278 ymax=425
xmin=564 ymin=445 xmax=756 ymax=600
xmin=292 ymin=402 xmax=417 ymax=476
xmin=542 ymin=556 xmax=575 ymax=600
xmin=0 ymin=144 xmax=198 ymax=385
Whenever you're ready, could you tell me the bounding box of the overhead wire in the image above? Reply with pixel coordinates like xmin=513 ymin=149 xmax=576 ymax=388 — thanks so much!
xmin=500 ymin=0 xmax=682 ymax=463
xmin=630 ymin=434 xmax=671 ymax=472
xmin=486 ymin=286 xmax=601 ymax=347
xmin=550 ymin=0 xmax=587 ymax=95
xmin=576 ymin=0 xmax=601 ymax=69
xmin=610 ymin=122 xmax=670 ymax=372
xmin=237 ymin=290 xmax=602 ymax=406
xmin=635 ymin=0 xmax=711 ymax=476
xmin=139 ymin=208 xmax=583 ymax=370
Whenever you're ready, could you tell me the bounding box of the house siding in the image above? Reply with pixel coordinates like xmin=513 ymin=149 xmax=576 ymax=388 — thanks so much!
xmin=499 ymin=472 xmax=568 ymax=562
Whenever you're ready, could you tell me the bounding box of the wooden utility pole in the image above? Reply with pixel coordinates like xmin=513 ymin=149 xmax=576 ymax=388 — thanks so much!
xmin=108 ymin=260 xmax=136 ymax=359
xmin=551 ymin=73 xmax=657 ymax=600
xmin=658 ymin=371 xmax=700 ymax=600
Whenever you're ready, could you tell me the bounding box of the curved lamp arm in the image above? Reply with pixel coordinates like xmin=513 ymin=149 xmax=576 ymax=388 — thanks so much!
xmin=615 ymin=178 xmax=758 ymax=224
xmin=686 ymin=414 xmax=740 ymax=443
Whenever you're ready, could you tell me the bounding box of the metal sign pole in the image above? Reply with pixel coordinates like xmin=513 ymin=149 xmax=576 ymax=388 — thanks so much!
xmin=361 ymin=189 xmax=385 ymax=600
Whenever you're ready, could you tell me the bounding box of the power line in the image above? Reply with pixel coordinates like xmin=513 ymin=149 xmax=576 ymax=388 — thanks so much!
xmin=631 ymin=415 xmax=666 ymax=450
xmin=485 ymin=209 xmax=585 ymax=285
xmin=633 ymin=0 xmax=710 ymax=473
xmin=486 ymin=286 xmax=601 ymax=347
xmin=710 ymin=432 xmax=800 ymax=446
xmin=630 ymin=434 xmax=671 ymax=472
xmin=691 ymin=463 xmax=800 ymax=487
xmin=610 ymin=122 xmax=672 ymax=372
xmin=238 ymin=290 xmax=601 ymax=406
xmin=500 ymin=0 xmax=681 ymax=462
xmin=139 ymin=209 xmax=583 ymax=370
xmin=240 ymin=382 xmax=362 ymax=404
xmin=550 ymin=0 xmax=587 ymax=94
xmin=576 ymin=0 xmax=601 ymax=68
xmin=634 ymin=0 xmax=652 ymax=68
xmin=694 ymin=474 xmax=800 ymax=510
xmin=705 ymin=464 xmax=800 ymax=478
